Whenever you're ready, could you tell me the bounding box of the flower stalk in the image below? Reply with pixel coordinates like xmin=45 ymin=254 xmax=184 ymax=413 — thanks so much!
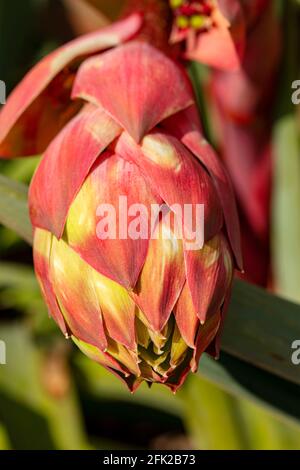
xmin=122 ymin=0 xmax=172 ymax=50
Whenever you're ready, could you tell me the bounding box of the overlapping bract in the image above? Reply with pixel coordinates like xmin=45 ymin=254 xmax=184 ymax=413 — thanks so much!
xmin=0 ymin=17 xmax=241 ymax=391
xmin=0 ymin=14 xmax=142 ymax=157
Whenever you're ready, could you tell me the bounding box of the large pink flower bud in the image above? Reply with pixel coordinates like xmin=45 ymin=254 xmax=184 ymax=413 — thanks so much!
xmin=0 ymin=15 xmax=241 ymax=391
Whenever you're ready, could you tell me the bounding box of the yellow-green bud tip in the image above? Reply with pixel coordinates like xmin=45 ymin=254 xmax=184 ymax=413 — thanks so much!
xmin=170 ymin=0 xmax=184 ymax=9
xmin=190 ymin=15 xmax=207 ymax=30
xmin=176 ymin=15 xmax=189 ymax=29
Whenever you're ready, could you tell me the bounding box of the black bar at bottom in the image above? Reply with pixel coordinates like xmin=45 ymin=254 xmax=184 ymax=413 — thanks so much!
xmin=0 ymin=450 xmax=299 ymax=465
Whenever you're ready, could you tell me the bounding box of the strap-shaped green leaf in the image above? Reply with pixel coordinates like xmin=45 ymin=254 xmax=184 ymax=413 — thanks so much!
xmin=0 ymin=324 xmax=88 ymax=449
xmin=0 ymin=174 xmax=32 ymax=245
xmin=222 ymin=280 xmax=300 ymax=386
xmin=0 ymin=262 xmax=36 ymax=288
xmin=273 ymin=115 xmax=300 ymax=303
xmin=272 ymin=0 xmax=300 ymax=303
xmin=198 ymin=353 xmax=300 ymax=429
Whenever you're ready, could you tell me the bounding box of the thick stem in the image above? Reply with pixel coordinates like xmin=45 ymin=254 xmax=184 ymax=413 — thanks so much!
xmin=122 ymin=0 xmax=172 ymax=51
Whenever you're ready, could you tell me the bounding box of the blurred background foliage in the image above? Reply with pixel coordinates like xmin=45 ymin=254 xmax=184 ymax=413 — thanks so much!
xmin=0 ymin=0 xmax=300 ymax=450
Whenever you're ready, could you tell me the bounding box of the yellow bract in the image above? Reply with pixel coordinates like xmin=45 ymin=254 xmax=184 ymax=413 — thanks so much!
xmin=171 ymin=325 xmax=189 ymax=367
xmin=142 ymin=134 xmax=182 ymax=170
xmin=64 ymin=176 xmax=96 ymax=246
xmin=34 ymin=227 xmax=52 ymax=259
xmin=200 ymin=235 xmax=221 ymax=269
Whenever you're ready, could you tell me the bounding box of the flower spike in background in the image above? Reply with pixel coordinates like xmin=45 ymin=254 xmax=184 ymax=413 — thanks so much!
xmin=208 ymin=0 xmax=281 ymax=286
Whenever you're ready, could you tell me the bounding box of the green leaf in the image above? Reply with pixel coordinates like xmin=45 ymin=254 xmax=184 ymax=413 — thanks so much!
xmin=0 ymin=157 xmax=39 ymax=184
xmin=0 ymin=174 xmax=32 ymax=245
xmin=197 ymin=353 xmax=300 ymax=429
xmin=0 ymin=323 xmax=88 ymax=449
xmin=222 ymin=279 xmax=300 ymax=387
xmin=0 ymin=423 xmax=11 ymax=450
xmin=237 ymin=396 xmax=300 ymax=450
xmin=272 ymin=0 xmax=300 ymax=303
xmin=0 ymin=262 xmax=37 ymax=289
xmin=195 ymin=280 xmax=300 ymax=429
xmin=180 ymin=374 xmax=300 ymax=450
xmin=188 ymin=61 xmax=214 ymax=145
xmin=273 ymin=115 xmax=300 ymax=303
xmin=181 ymin=375 xmax=247 ymax=450
xmin=0 ymin=262 xmax=46 ymax=319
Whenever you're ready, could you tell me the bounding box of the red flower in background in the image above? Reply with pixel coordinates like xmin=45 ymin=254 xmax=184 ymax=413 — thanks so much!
xmin=169 ymin=0 xmax=246 ymax=70
xmin=168 ymin=0 xmax=281 ymax=286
